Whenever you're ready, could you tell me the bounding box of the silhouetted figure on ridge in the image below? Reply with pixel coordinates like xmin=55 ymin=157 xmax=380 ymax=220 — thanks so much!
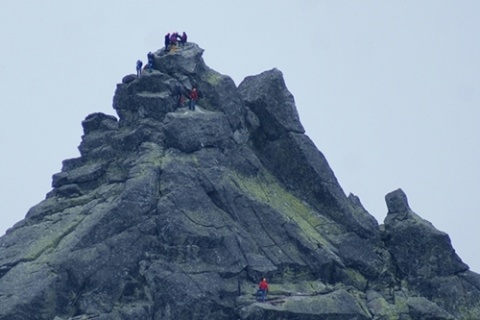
xmin=164 ymin=33 xmax=170 ymax=52
xmin=180 ymin=32 xmax=187 ymax=46
xmin=170 ymin=32 xmax=178 ymax=46
xmin=147 ymin=52 xmax=155 ymax=72
xmin=136 ymin=60 xmax=143 ymax=77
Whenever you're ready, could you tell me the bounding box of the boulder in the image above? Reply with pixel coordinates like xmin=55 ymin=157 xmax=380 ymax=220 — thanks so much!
xmin=239 ymin=68 xmax=304 ymax=139
xmin=383 ymin=189 xmax=468 ymax=279
xmin=163 ymin=109 xmax=235 ymax=153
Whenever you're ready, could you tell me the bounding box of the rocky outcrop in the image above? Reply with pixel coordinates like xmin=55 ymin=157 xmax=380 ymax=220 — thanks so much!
xmin=1 ymin=42 xmax=480 ymax=320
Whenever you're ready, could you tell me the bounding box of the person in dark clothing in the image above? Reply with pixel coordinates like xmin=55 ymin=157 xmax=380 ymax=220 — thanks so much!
xmin=164 ymin=33 xmax=170 ymax=52
xmin=174 ymin=84 xmax=184 ymax=109
xmin=147 ymin=52 xmax=155 ymax=72
xmin=189 ymin=87 xmax=198 ymax=111
xmin=180 ymin=32 xmax=187 ymax=46
xmin=136 ymin=60 xmax=143 ymax=77
xmin=170 ymin=32 xmax=178 ymax=46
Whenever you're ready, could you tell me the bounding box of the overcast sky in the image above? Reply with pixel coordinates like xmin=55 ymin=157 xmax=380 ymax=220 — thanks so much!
xmin=1 ymin=1 xmax=479 ymax=271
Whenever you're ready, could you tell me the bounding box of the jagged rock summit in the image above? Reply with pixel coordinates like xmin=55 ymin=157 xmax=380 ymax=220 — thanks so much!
xmin=1 ymin=42 xmax=480 ymax=320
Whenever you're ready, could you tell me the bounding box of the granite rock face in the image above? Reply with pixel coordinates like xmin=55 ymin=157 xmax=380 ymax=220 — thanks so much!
xmin=1 ymin=42 xmax=480 ymax=320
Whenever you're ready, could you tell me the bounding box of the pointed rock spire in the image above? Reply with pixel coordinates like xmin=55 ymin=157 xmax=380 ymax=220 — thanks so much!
xmin=385 ymin=188 xmax=412 ymax=218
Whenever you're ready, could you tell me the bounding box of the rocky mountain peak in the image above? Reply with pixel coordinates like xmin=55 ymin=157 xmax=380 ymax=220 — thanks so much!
xmin=1 ymin=42 xmax=480 ymax=320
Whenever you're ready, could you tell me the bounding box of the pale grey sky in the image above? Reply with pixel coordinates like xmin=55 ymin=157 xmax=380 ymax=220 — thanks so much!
xmin=1 ymin=1 xmax=479 ymax=271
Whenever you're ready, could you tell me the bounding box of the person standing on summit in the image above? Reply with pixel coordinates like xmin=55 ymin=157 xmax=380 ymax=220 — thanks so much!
xmin=170 ymin=32 xmax=178 ymax=47
xmin=136 ymin=60 xmax=143 ymax=77
xmin=180 ymin=32 xmax=187 ymax=46
xmin=188 ymin=87 xmax=198 ymax=111
xmin=164 ymin=33 xmax=170 ymax=52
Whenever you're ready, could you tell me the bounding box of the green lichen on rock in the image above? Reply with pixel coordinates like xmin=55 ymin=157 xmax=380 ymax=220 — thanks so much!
xmin=231 ymin=169 xmax=336 ymax=250
xmin=204 ymin=69 xmax=224 ymax=86
xmin=24 ymin=214 xmax=84 ymax=261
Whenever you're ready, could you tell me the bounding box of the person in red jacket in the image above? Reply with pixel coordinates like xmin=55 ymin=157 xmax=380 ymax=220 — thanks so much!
xmin=258 ymin=278 xmax=269 ymax=302
xmin=189 ymin=87 xmax=198 ymax=111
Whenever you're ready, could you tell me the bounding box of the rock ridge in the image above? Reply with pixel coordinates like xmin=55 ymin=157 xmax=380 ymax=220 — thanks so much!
xmin=0 ymin=42 xmax=479 ymax=320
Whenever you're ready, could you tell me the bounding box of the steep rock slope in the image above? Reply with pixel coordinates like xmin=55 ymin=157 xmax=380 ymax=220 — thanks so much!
xmin=1 ymin=42 xmax=479 ymax=320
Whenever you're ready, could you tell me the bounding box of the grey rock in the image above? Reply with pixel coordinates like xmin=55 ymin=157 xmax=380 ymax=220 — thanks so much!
xmin=81 ymin=112 xmax=118 ymax=134
xmin=52 ymin=162 xmax=107 ymax=188
xmin=1 ymin=42 xmax=480 ymax=320
xmin=383 ymin=189 xmax=468 ymax=279
xmin=407 ymin=297 xmax=456 ymax=320
xmin=239 ymin=289 xmax=371 ymax=320
xmin=163 ymin=109 xmax=235 ymax=153
xmin=122 ymin=74 xmax=137 ymax=84
xmin=113 ymin=73 xmax=177 ymax=125
xmin=385 ymin=188 xmax=411 ymax=218
xmin=155 ymin=42 xmax=205 ymax=75
xmin=239 ymin=68 xmax=305 ymax=139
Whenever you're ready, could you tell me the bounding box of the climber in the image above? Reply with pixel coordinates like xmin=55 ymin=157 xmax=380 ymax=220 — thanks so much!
xmin=170 ymin=32 xmax=178 ymax=46
xmin=180 ymin=32 xmax=187 ymax=46
xmin=147 ymin=52 xmax=155 ymax=72
xmin=174 ymin=84 xmax=184 ymax=109
xmin=188 ymin=87 xmax=198 ymax=111
xmin=257 ymin=278 xmax=269 ymax=302
xmin=164 ymin=33 xmax=170 ymax=52
xmin=136 ymin=60 xmax=143 ymax=77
